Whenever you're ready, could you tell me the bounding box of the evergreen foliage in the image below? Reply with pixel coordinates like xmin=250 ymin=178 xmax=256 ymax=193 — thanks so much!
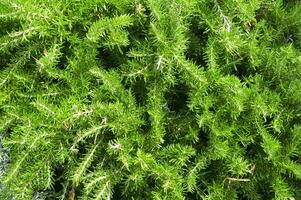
xmin=0 ymin=0 xmax=301 ymax=199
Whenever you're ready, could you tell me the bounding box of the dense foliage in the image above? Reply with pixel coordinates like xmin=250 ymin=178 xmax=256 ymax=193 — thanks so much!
xmin=1 ymin=0 xmax=301 ymax=199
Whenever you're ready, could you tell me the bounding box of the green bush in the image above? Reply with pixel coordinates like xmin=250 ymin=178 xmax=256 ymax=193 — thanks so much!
xmin=1 ymin=0 xmax=301 ymax=199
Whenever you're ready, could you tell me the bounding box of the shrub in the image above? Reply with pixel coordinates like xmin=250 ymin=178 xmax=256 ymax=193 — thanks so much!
xmin=0 ymin=0 xmax=301 ymax=199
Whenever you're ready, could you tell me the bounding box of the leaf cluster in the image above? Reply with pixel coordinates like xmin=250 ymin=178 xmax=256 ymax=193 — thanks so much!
xmin=0 ymin=0 xmax=301 ymax=199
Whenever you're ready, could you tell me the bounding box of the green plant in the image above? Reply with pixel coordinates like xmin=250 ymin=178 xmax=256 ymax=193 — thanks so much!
xmin=0 ymin=0 xmax=301 ymax=199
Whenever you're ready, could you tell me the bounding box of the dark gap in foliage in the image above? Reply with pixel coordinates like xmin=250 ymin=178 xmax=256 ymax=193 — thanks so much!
xmin=196 ymin=129 xmax=210 ymax=150
xmin=263 ymin=115 xmax=274 ymax=128
xmin=290 ymin=154 xmax=301 ymax=164
xmin=236 ymin=189 xmax=252 ymax=200
xmin=208 ymin=106 xmax=217 ymax=114
xmin=0 ymin=53 xmax=11 ymax=69
xmin=70 ymin=22 xmax=88 ymax=39
xmin=112 ymin=183 xmax=123 ymax=199
xmin=185 ymin=21 xmax=208 ymax=67
xmin=88 ymin=149 xmax=107 ymax=172
xmin=203 ymin=160 xmax=226 ymax=183
xmin=255 ymin=6 xmax=268 ymax=22
xmin=102 ymin=3 xmax=121 ymax=17
xmin=97 ymin=46 xmax=128 ymax=70
xmin=164 ymin=83 xmax=189 ymax=114
xmin=290 ymin=179 xmax=301 ymax=199
xmin=126 ymin=77 xmax=147 ymax=106
xmin=257 ymin=179 xmax=275 ymax=199
xmin=146 ymin=175 xmax=156 ymax=191
xmin=128 ymin=5 xmax=151 ymax=44
xmin=163 ymin=83 xmax=205 ymax=146
xmin=163 ymin=114 xmax=188 ymax=144
xmin=140 ymin=111 xmax=151 ymax=135
xmin=104 ymin=130 xmax=118 ymax=144
xmin=283 ymin=0 xmax=301 ymax=8
xmin=0 ymin=19 xmax=21 ymax=36
xmin=185 ymin=192 xmax=199 ymax=200
xmin=75 ymin=142 xmax=89 ymax=157
xmin=57 ymin=40 xmax=72 ymax=70
xmin=283 ymin=31 xmax=296 ymax=45
xmin=245 ymin=141 xmax=262 ymax=160
xmin=232 ymin=57 xmax=257 ymax=82
xmin=51 ymin=165 xmax=66 ymax=196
